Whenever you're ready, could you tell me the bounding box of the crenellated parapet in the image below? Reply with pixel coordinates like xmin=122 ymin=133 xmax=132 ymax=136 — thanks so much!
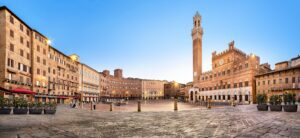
xmin=212 ymin=40 xmax=248 ymax=60
xmin=200 ymin=70 xmax=213 ymax=79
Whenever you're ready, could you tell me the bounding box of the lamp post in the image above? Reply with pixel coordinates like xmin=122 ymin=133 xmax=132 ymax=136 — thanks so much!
xmin=207 ymin=98 xmax=211 ymax=109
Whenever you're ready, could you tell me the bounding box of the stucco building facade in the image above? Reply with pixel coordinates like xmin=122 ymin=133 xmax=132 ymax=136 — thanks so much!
xmin=0 ymin=6 xmax=34 ymax=101
xmin=78 ymin=64 xmax=100 ymax=102
xmin=99 ymin=69 xmax=142 ymax=100
xmin=0 ymin=6 xmax=80 ymax=104
xmin=141 ymin=80 xmax=165 ymax=100
xmin=255 ymin=56 xmax=300 ymax=100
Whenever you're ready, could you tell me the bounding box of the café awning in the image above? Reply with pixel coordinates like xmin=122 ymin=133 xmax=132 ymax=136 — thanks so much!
xmin=11 ymin=88 xmax=36 ymax=95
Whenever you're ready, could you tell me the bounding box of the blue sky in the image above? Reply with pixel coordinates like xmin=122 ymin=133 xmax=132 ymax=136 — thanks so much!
xmin=1 ymin=0 xmax=300 ymax=83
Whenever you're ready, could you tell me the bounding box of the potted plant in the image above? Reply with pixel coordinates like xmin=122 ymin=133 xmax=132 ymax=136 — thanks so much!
xmin=44 ymin=102 xmax=56 ymax=114
xmin=256 ymin=93 xmax=268 ymax=111
xmin=0 ymin=97 xmax=12 ymax=114
xmin=29 ymin=102 xmax=43 ymax=114
xmin=269 ymin=95 xmax=282 ymax=111
xmin=13 ymin=98 xmax=28 ymax=114
xmin=283 ymin=92 xmax=297 ymax=112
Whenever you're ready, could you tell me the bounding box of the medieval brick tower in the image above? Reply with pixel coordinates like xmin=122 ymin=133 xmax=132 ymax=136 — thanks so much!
xmin=192 ymin=11 xmax=203 ymax=82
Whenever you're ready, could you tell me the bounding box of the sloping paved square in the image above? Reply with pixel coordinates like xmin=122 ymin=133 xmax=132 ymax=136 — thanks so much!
xmin=0 ymin=104 xmax=300 ymax=138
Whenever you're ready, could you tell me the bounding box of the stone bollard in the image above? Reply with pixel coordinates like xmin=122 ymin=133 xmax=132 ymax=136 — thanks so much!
xmin=174 ymin=99 xmax=178 ymax=111
xmin=110 ymin=103 xmax=113 ymax=112
xmin=137 ymin=101 xmax=141 ymax=112
xmin=207 ymin=98 xmax=211 ymax=109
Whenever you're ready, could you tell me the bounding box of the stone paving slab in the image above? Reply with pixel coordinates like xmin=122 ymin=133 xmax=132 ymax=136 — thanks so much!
xmin=0 ymin=104 xmax=300 ymax=137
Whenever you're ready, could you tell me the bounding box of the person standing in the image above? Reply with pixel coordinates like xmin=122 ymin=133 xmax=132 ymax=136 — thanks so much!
xmin=93 ymin=101 xmax=96 ymax=110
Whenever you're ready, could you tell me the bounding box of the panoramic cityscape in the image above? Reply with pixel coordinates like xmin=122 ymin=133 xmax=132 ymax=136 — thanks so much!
xmin=0 ymin=0 xmax=300 ymax=137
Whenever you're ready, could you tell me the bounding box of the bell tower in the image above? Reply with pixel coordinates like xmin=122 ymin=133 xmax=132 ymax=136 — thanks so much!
xmin=192 ymin=11 xmax=203 ymax=82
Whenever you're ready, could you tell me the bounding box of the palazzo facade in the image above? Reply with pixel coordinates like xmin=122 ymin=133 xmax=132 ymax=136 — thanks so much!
xmin=189 ymin=12 xmax=267 ymax=104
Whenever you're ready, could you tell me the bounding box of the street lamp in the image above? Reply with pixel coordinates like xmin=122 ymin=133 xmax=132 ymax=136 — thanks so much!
xmin=46 ymin=39 xmax=52 ymax=45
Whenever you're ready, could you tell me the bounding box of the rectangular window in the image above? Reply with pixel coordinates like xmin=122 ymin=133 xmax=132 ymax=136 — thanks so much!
xmin=43 ymin=70 xmax=46 ymax=76
xmin=7 ymin=58 xmax=14 ymax=68
xmin=10 ymin=43 xmax=14 ymax=52
xmin=20 ymin=24 xmax=24 ymax=31
xmin=262 ymin=81 xmax=265 ymax=85
xmin=245 ymin=63 xmax=249 ymax=68
xmin=23 ymin=65 xmax=27 ymax=72
xmin=43 ymin=49 xmax=46 ymax=55
xmin=20 ymin=37 xmax=24 ymax=44
xmin=27 ymin=53 xmax=30 ymax=60
xmin=43 ymin=59 xmax=46 ymax=65
xmin=239 ymin=82 xmax=243 ymax=87
xmin=292 ymin=77 xmax=295 ymax=83
xmin=10 ymin=30 xmax=14 ymax=38
xmin=10 ymin=16 xmax=14 ymax=24
xmin=227 ymin=69 xmax=230 ymax=74
xmin=20 ymin=49 xmax=24 ymax=57
xmin=18 ymin=63 xmax=23 ymax=71
xmin=26 ymin=29 xmax=30 ymax=36
xmin=285 ymin=78 xmax=289 ymax=84
xmin=37 ymin=56 xmax=40 ymax=63
xmin=273 ymin=79 xmax=276 ymax=84
xmin=227 ymin=84 xmax=231 ymax=88
xmin=245 ymin=81 xmax=249 ymax=87
xmin=26 ymin=41 xmax=30 ymax=48
xmin=37 ymin=45 xmax=40 ymax=52
xmin=234 ymin=83 xmax=237 ymax=88
xmin=37 ymin=68 xmax=40 ymax=75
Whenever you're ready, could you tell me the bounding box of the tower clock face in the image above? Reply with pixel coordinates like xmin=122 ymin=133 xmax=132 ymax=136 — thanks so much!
xmin=219 ymin=59 xmax=224 ymax=66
